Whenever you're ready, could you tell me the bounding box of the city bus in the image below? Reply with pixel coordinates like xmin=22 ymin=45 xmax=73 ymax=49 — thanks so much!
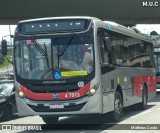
xmin=3 ymin=17 xmax=156 ymax=123
xmin=154 ymin=46 xmax=160 ymax=91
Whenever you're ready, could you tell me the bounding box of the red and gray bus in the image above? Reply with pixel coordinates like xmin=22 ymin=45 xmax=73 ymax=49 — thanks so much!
xmin=7 ymin=17 xmax=156 ymax=123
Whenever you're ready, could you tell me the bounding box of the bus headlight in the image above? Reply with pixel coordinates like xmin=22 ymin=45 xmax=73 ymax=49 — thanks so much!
xmin=19 ymin=92 xmax=25 ymax=98
xmin=15 ymin=88 xmax=26 ymax=98
xmin=89 ymin=88 xmax=96 ymax=95
xmin=89 ymin=83 xmax=100 ymax=95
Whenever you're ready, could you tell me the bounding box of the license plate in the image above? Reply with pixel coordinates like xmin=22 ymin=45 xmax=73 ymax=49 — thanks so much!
xmin=49 ymin=104 xmax=64 ymax=109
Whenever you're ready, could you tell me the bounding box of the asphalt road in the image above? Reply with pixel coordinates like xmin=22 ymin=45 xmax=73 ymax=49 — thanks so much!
xmin=1 ymin=93 xmax=160 ymax=133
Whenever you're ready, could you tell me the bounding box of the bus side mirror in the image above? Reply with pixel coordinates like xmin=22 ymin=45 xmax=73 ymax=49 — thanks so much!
xmin=104 ymin=37 xmax=111 ymax=52
xmin=1 ymin=39 xmax=8 ymax=56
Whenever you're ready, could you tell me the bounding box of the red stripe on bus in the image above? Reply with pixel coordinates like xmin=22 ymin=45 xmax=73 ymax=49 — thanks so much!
xmin=134 ymin=76 xmax=156 ymax=96
xmin=20 ymin=82 xmax=90 ymax=101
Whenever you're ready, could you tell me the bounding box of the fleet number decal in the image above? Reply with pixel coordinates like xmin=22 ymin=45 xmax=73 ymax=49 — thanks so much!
xmin=65 ymin=93 xmax=80 ymax=98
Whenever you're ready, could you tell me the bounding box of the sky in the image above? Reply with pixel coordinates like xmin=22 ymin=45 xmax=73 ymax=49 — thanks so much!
xmin=0 ymin=25 xmax=17 ymax=41
xmin=136 ymin=24 xmax=160 ymax=35
xmin=0 ymin=24 xmax=160 ymax=41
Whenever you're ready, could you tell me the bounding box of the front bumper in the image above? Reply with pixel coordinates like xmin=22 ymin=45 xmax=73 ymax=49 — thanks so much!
xmin=16 ymin=93 xmax=102 ymax=116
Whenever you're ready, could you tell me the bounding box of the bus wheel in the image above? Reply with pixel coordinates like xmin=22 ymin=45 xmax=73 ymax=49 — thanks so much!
xmin=139 ymin=86 xmax=148 ymax=110
xmin=112 ymin=91 xmax=123 ymax=122
xmin=41 ymin=116 xmax=59 ymax=124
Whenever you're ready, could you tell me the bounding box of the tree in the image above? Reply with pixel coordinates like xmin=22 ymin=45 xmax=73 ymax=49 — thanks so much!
xmin=150 ymin=30 xmax=158 ymax=36
xmin=126 ymin=25 xmax=149 ymax=36
xmin=124 ymin=24 xmax=136 ymax=27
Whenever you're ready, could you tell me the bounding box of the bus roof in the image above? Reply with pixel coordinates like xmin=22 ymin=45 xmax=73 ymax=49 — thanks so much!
xmin=96 ymin=20 xmax=152 ymax=43
xmin=18 ymin=16 xmax=152 ymax=43
xmin=18 ymin=16 xmax=99 ymax=23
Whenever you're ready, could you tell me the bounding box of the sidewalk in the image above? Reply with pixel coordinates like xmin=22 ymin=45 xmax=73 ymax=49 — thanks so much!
xmin=0 ymin=64 xmax=13 ymax=73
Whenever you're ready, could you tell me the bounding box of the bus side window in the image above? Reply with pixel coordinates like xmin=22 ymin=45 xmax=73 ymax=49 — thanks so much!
xmin=98 ymin=32 xmax=109 ymax=64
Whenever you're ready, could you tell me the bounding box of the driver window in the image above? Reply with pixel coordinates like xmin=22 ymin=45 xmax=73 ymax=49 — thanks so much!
xmin=98 ymin=31 xmax=108 ymax=64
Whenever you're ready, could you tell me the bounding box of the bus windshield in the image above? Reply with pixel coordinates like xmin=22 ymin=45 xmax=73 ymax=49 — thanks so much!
xmin=14 ymin=33 xmax=94 ymax=80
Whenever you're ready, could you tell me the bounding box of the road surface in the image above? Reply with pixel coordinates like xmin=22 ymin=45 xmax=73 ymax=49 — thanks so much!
xmin=0 ymin=64 xmax=13 ymax=74
xmin=1 ymin=93 xmax=160 ymax=133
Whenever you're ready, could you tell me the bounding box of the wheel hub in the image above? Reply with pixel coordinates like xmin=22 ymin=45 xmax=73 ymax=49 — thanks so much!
xmin=115 ymin=99 xmax=122 ymax=115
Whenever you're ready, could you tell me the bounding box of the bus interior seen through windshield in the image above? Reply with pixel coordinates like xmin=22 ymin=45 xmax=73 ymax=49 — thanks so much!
xmin=14 ymin=30 xmax=94 ymax=81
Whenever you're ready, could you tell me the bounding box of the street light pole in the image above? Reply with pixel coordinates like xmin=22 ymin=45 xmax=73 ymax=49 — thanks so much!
xmin=9 ymin=25 xmax=12 ymax=45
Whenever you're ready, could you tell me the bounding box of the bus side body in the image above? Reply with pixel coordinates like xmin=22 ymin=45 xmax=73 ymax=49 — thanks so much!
xmin=95 ymin=21 xmax=156 ymax=113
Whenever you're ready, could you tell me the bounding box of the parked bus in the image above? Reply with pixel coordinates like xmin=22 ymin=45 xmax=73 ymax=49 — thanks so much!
xmin=2 ymin=17 xmax=156 ymax=123
xmin=154 ymin=46 xmax=160 ymax=91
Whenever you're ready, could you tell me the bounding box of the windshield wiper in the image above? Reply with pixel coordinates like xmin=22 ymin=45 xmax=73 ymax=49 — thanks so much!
xmin=29 ymin=36 xmax=49 ymax=67
xmin=44 ymin=43 xmax=49 ymax=67
xmin=57 ymin=34 xmax=74 ymax=57
xmin=29 ymin=36 xmax=46 ymax=56
xmin=56 ymin=34 xmax=74 ymax=69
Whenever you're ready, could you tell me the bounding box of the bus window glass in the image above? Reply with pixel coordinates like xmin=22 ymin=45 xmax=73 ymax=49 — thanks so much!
xmin=15 ymin=39 xmax=52 ymax=80
xmin=97 ymin=30 xmax=113 ymax=65
xmin=97 ymin=32 xmax=109 ymax=64
xmin=14 ymin=35 xmax=94 ymax=80
xmin=99 ymin=29 xmax=154 ymax=68
xmin=51 ymin=35 xmax=93 ymax=79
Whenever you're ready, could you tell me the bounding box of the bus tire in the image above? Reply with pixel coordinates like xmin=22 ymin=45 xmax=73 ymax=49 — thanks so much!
xmin=139 ymin=86 xmax=148 ymax=110
xmin=41 ymin=116 xmax=59 ymax=124
xmin=112 ymin=91 xmax=123 ymax=122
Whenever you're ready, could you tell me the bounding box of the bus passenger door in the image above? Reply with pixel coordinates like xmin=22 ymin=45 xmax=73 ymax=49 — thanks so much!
xmin=97 ymin=29 xmax=115 ymax=113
